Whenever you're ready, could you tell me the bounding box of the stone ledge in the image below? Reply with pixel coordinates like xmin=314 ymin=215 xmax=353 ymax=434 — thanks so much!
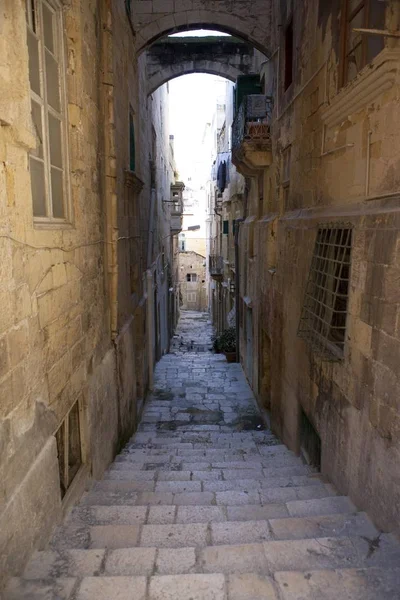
xmin=321 ymin=49 xmax=400 ymax=127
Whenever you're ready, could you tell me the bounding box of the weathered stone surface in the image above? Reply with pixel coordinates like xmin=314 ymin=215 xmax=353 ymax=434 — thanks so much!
xmin=149 ymin=574 xmax=226 ymax=600
xmin=7 ymin=312 xmax=400 ymax=599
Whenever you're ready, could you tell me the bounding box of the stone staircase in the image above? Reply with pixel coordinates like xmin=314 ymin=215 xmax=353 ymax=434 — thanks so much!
xmin=6 ymin=430 xmax=400 ymax=599
xmin=5 ymin=314 xmax=400 ymax=599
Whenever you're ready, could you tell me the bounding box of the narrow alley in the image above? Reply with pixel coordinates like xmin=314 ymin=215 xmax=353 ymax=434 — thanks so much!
xmin=5 ymin=312 xmax=400 ymax=599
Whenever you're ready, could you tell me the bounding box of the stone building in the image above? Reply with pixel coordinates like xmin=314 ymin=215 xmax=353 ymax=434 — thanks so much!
xmin=207 ymin=1 xmax=400 ymax=534
xmin=179 ymin=250 xmax=207 ymax=312
xmin=0 ymin=0 xmax=180 ymax=583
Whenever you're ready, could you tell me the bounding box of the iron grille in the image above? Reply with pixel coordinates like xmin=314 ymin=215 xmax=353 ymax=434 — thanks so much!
xmin=298 ymin=224 xmax=353 ymax=361
xmin=232 ymin=94 xmax=273 ymax=154
xmin=209 ymin=255 xmax=224 ymax=276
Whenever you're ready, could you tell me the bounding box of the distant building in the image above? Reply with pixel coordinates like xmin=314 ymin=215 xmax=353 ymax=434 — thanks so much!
xmin=179 ymin=251 xmax=207 ymax=312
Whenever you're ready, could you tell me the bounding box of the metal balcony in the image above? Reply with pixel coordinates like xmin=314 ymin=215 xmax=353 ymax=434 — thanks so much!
xmin=209 ymin=255 xmax=224 ymax=281
xmin=232 ymin=94 xmax=273 ymax=175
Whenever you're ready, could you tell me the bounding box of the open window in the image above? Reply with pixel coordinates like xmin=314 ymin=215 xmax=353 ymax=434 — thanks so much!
xmin=340 ymin=0 xmax=386 ymax=86
xmin=26 ymin=0 xmax=70 ymax=223
xmin=284 ymin=18 xmax=294 ymax=90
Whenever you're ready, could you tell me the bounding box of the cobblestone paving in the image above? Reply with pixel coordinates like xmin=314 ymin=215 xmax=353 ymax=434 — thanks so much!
xmin=6 ymin=312 xmax=400 ymax=599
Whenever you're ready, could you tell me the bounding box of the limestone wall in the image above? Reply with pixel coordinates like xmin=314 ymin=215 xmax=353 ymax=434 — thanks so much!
xmin=0 ymin=0 xmax=117 ymax=582
xmin=207 ymin=0 xmax=400 ymax=533
xmin=0 ymin=0 xmax=177 ymax=584
xmin=244 ymin=0 xmax=400 ymax=533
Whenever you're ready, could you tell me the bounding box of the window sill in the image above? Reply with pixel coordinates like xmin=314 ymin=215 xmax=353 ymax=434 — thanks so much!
xmin=124 ymin=169 xmax=144 ymax=193
xmin=34 ymin=219 xmax=74 ymax=230
xmin=322 ymin=48 xmax=400 ymax=127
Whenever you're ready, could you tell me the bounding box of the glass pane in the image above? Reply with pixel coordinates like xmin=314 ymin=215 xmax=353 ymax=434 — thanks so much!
xmin=51 ymin=167 xmax=64 ymax=218
xmin=347 ymin=7 xmax=364 ymax=53
xmin=26 ymin=0 xmax=37 ymax=32
xmin=48 ymin=113 xmax=62 ymax=168
xmin=45 ymin=50 xmax=60 ymax=111
xmin=347 ymin=42 xmax=363 ymax=82
xmin=30 ymin=157 xmax=47 ymax=216
xmin=55 ymin=422 xmax=66 ymax=498
xmin=68 ymin=403 xmax=82 ymax=484
xmin=31 ymin=100 xmax=43 ymax=159
xmin=367 ymin=35 xmax=384 ymax=63
xmin=42 ymin=3 xmax=55 ymax=54
xmin=348 ymin=0 xmax=364 ymax=15
xmin=27 ymin=29 xmax=41 ymax=96
xmin=369 ymin=0 xmax=386 ymax=29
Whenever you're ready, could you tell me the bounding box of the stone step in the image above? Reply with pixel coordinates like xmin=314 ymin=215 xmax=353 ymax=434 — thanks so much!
xmin=109 ymin=463 xmax=313 ymax=479
xmin=95 ymin=478 xmax=330 ymax=500
xmin=104 ymin=470 xmax=324 ymax=490
xmin=18 ymin=535 xmax=400 ymax=583
xmin=80 ymin=484 xmax=336 ymax=510
xmin=275 ymin=567 xmax=400 ymax=599
xmin=69 ymin=512 xmax=377 ymax=551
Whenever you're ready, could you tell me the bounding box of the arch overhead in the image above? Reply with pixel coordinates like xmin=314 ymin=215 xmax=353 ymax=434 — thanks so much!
xmin=133 ymin=4 xmax=273 ymax=55
xmin=146 ymin=36 xmax=258 ymax=95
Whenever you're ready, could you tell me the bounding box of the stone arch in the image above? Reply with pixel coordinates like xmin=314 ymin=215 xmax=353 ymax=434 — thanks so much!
xmin=148 ymin=63 xmax=241 ymax=95
xmin=133 ymin=6 xmax=273 ymax=55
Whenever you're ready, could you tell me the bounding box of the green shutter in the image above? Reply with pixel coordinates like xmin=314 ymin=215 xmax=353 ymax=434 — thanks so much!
xmin=223 ymin=220 xmax=229 ymax=235
xmin=235 ymin=75 xmax=262 ymax=111
xmin=129 ymin=111 xmax=135 ymax=172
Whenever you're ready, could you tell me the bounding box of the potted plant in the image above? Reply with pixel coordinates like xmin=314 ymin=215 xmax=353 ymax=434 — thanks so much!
xmin=215 ymin=327 xmax=237 ymax=362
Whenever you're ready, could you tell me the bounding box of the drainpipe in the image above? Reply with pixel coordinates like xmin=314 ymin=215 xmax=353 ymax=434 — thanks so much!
xmin=146 ymin=269 xmax=154 ymax=390
xmin=234 ymin=218 xmax=244 ymax=363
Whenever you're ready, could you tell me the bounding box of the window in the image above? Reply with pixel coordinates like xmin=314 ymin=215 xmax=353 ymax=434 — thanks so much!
xmin=129 ymin=107 xmax=135 ymax=172
xmin=223 ymin=220 xmax=229 ymax=235
xmin=179 ymin=233 xmax=186 ymax=252
xmin=26 ymin=0 xmax=69 ymax=222
xmin=284 ymin=18 xmax=294 ymax=90
xmin=186 ymin=273 xmax=197 ymax=282
xmin=341 ymin=0 xmax=386 ymax=86
xmin=298 ymin=225 xmax=353 ymax=360
xmin=55 ymin=400 xmax=83 ymax=498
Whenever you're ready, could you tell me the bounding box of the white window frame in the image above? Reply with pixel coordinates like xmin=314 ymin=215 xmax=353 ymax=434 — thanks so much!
xmin=26 ymin=0 xmax=71 ymax=225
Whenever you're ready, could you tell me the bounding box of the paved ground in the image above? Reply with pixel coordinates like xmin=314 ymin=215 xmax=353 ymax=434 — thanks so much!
xmin=5 ymin=312 xmax=400 ymax=598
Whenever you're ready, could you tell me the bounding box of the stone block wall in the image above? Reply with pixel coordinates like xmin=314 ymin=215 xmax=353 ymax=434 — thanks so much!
xmin=0 ymin=0 xmax=177 ymax=585
xmin=205 ymin=0 xmax=400 ymax=534
xmin=236 ymin=0 xmax=400 ymax=533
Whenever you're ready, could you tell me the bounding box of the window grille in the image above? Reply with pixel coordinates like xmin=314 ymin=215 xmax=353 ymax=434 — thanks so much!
xmin=298 ymin=224 xmax=353 ymax=360
xmin=55 ymin=400 xmax=83 ymax=498
xmin=26 ymin=0 xmax=69 ymax=222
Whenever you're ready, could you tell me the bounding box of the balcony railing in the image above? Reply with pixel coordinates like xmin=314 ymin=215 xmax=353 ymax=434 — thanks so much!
xmin=209 ymin=255 xmax=224 ymax=280
xmin=232 ymin=95 xmax=273 ymax=174
xmin=171 ymin=199 xmax=183 ymax=215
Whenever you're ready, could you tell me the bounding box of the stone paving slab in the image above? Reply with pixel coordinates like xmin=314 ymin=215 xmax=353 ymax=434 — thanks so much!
xmin=9 ymin=312 xmax=399 ymax=599
xmin=274 ymin=568 xmax=400 ymax=600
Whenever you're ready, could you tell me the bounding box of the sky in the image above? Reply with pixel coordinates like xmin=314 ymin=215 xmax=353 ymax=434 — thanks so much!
xmin=168 ymin=73 xmax=227 ymax=181
xmin=167 ymin=29 xmax=230 ymax=182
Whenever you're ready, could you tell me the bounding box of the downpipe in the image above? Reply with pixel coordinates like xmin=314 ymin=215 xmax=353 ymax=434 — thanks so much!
xmin=234 ymin=218 xmax=244 ymax=363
